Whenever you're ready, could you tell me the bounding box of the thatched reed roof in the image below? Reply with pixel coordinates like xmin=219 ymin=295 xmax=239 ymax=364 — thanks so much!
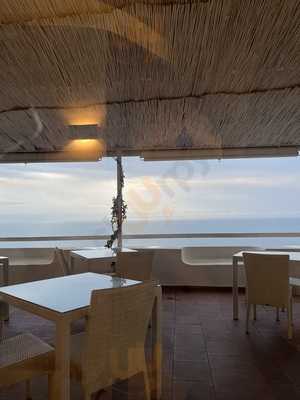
xmin=0 ymin=0 xmax=299 ymax=158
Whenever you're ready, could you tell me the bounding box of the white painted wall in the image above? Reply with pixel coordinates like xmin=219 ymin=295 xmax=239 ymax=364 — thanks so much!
xmin=151 ymin=247 xmax=247 ymax=286
xmin=1 ymin=247 xmax=300 ymax=289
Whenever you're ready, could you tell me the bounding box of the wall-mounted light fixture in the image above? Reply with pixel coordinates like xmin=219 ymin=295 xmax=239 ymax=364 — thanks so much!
xmin=63 ymin=123 xmax=106 ymax=160
xmin=68 ymin=124 xmax=99 ymax=140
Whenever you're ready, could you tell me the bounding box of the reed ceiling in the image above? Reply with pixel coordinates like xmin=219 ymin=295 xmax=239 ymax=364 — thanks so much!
xmin=0 ymin=0 xmax=299 ymax=155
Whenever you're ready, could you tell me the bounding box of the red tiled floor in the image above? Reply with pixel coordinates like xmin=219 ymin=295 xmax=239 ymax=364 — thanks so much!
xmin=2 ymin=287 xmax=300 ymax=399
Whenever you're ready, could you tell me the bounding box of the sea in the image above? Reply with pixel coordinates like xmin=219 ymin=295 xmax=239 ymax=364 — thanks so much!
xmin=0 ymin=217 xmax=300 ymax=249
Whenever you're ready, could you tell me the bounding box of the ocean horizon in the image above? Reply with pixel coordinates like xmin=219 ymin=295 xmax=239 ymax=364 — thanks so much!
xmin=0 ymin=217 xmax=300 ymax=249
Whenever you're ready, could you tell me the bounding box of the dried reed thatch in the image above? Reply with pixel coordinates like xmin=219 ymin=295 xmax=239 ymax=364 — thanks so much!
xmin=0 ymin=0 xmax=299 ymax=156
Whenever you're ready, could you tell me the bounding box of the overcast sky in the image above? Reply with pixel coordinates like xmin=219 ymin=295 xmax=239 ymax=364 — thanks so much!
xmin=0 ymin=155 xmax=300 ymax=236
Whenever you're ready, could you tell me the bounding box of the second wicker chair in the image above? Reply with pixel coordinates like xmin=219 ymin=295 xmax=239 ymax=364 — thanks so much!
xmin=69 ymin=282 xmax=156 ymax=400
xmin=115 ymin=251 xmax=154 ymax=281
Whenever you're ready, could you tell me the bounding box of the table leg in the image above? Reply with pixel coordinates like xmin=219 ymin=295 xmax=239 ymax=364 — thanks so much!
xmin=3 ymin=259 xmax=9 ymax=286
xmin=152 ymin=286 xmax=162 ymax=400
xmin=0 ymin=301 xmax=9 ymax=323
xmin=1 ymin=259 xmax=9 ymax=321
xmin=232 ymin=257 xmax=239 ymax=320
xmin=49 ymin=319 xmax=71 ymax=400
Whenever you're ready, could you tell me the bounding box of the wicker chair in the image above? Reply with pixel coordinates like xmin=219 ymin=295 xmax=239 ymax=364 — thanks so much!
xmin=0 ymin=330 xmax=54 ymax=399
xmin=243 ymin=252 xmax=293 ymax=339
xmin=70 ymin=282 xmax=155 ymax=400
xmin=115 ymin=251 xmax=154 ymax=281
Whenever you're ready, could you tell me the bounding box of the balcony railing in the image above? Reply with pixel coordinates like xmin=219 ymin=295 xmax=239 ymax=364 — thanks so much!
xmin=0 ymin=232 xmax=300 ymax=243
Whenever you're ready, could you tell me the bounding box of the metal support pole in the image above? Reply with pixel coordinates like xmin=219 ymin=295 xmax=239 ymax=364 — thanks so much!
xmin=116 ymin=156 xmax=123 ymax=249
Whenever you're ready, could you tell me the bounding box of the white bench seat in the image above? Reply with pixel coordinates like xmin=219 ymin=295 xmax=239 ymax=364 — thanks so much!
xmin=181 ymin=246 xmax=262 ymax=267
xmin=185 ymin=258 xmax=232 ymax=266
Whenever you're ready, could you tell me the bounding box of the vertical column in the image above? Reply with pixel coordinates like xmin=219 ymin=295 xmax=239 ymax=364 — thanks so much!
xmin=117 ymin=155 xmax=123 ymax=249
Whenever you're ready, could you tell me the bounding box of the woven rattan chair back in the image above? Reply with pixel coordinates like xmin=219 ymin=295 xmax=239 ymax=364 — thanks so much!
xmin=82 ymin=282 xmax=155 ymax=394
xmin=116 ymin=251 xmax=154 ymax=281
xmin=244 ymin=253 xmax=290 ymax=307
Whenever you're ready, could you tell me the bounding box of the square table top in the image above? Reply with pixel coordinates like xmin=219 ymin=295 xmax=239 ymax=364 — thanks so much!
xmin=0 ymin=273 xmax=141 ymax=314
xmin=233 ymin=250 xmax=300 ymax=262
xmin=70 ymin=247 xmax=136 ymax=261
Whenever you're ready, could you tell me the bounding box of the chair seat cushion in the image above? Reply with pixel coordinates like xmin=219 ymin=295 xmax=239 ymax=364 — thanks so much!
xmin=0 ymin=333 xmax=54 ymax=368
xmin=0 ymin=333 xmax=54 ymax=387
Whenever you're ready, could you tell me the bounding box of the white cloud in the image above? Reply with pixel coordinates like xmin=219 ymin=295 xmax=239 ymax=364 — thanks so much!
xmin=160 ymin=175 xmax=297 ymax=188
xmin=25 ymin=171 xmax=70 ymax=180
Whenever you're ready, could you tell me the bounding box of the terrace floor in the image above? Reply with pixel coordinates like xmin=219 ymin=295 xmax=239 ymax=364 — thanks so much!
xmin=2 ymin=287 xmax=300 ymax=399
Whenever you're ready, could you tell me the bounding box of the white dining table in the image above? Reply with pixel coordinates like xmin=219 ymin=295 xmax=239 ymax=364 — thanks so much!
xmin=0 ymin=273 xmax=162 ymax=400
xmin=232 ymin=250 xmax=300 ymax=320
xmin=69 ymin=247 xmax=136 ymax=274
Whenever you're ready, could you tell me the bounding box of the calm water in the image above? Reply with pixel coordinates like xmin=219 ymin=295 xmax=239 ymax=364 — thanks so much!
xmin=0 ymin=217 xmax=300 ymax=248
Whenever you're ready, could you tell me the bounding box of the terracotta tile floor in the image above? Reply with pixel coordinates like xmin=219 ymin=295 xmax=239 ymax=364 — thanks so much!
xmin=2 ymin=287 xmax=300 ymax=399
